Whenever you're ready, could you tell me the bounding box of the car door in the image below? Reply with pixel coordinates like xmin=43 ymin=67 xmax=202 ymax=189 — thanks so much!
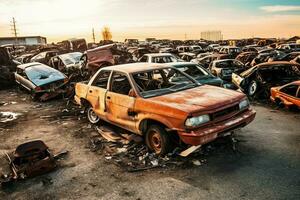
xmin=105 ymin=71 xmax=137 ymax=131
xmin=86 ymin=70 xmax=111 ymax=118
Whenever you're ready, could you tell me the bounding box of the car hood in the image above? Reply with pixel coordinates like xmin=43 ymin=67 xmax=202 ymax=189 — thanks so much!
xmin=149 ymin=85 xmax=245 ymax=114
xmin=195 ymin=76 xmax=223 ymax=86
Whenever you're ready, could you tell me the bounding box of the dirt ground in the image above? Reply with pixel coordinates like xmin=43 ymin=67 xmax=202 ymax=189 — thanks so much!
xmin=0 ymin=88 xmax=299 ymax=200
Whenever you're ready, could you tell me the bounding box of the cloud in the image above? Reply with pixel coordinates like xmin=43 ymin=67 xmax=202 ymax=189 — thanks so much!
xmin=260 ymin=5 xmax=300 ymax=12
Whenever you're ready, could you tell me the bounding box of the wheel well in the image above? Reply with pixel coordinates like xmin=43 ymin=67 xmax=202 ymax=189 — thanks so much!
xmin=139 ymin=119 xmax=167 ymax=134
xmin=140 ymin=119 xmax=181 ymax=146
xmin=80 ymin=98 xmax=91 ymax=108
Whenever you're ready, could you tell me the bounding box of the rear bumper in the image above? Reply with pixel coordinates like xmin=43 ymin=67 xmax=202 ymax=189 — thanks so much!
xmin=178 ymin=109 xmax=256 ymax=146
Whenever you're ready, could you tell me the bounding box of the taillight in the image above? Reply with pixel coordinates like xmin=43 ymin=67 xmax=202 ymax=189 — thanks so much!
xmin=35 ymin=86 xmax=42 ymax=92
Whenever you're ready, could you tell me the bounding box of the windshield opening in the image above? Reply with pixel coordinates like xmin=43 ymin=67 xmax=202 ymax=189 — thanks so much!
xmin=215 ymin=60 xmax=244 ymax=68
xmin=132 ymin=67 xmax=198 ymax=98
xmin=176 ymin=64 xmax=209 ymax=78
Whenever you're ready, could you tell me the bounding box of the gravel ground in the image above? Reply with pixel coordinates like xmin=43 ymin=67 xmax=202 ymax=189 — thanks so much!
xmin=0 ymin=88 xmax=299 ymax=200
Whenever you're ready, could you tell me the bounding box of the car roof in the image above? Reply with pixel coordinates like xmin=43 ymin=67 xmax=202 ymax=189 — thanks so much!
xmin=169 ymin=62 xmax=197 ymax=67
xmin=101 ymin=63 xmax=169 ymax=73
xmin=213 ymin=59 xmax=235 ymax=63
xmin=144 ymin=53 xmax=173 ymax=57
xmin=17 ymin=62 xmax=44 ymax=70
xmin=291 ymin=80 xmax=300 ymax=85
xmin=256 ymin=61 xmax=300 ymax=68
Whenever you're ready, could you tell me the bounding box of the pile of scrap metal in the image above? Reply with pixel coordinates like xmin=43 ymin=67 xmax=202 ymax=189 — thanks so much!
xmin=0 ymin=140 xmax=68 ymax=187
xmin=81 ymin=44 xmax=134 ymax=75
xmin=232 ymin=61 xmax=300 ymax=99
xmin=0 ymin=47 xmax=19 ymax=89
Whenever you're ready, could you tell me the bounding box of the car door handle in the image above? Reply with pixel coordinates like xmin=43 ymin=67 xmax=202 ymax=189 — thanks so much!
xmin=107 ymin=96 xmax=111 ymax=99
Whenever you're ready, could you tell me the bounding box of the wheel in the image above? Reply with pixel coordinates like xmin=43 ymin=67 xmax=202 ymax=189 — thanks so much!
xmin=86 ymin=106 xmax=100 ymax=124
xmin=248 ymin=80 xmax=258 ymax=96
xmin=145 ymin=125 xmax=172 ymax=155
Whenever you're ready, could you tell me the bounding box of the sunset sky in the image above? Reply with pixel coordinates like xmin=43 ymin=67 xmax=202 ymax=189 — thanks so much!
xmin=0 ymin=0 xmax=299 ymax=43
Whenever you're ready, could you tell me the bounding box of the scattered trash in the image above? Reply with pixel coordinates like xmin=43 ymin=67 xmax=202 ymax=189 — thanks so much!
xmin=179 ymin=145 xmax=201 ymax=157
xmin=192 ymin=160 xmax=201 ymax=166
xmin=0 ymin=112 xmax=21 ymax=123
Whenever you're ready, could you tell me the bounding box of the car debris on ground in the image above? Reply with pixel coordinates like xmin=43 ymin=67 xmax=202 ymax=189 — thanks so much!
xmin=0 ymin=140 xmax=68 ymax=187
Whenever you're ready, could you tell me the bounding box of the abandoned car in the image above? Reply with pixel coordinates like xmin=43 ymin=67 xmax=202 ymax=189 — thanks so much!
xmin=270 ymin=81 xmax=300 ymax=109
xmin=82 ymin=44 xmax=133 ymax=75
xmin=75 ymin=63 xmax=256 ymax=155
xmin=232 ymin=61 xmax=300 ymax=98
xmin=138 ymin=53 xmax=181 ymax=64
xmin=30 ymin=50 xmax=59 ymax=65
xmin=209 ymin=59 xmax=247 ymax=89
xmin=49 ymin=52 xmax=83 ymax=75
xmin=14 ymin=62 xmax=68 ymax=101
xmin=191 ymin=54 xmax=230 ymax=69
xmin=169 ymin=62 xmax=223 ymax=87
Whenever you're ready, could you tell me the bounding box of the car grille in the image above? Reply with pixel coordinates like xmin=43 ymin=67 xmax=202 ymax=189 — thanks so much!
xmin=211 ymin=104 xmax=239 ymax=120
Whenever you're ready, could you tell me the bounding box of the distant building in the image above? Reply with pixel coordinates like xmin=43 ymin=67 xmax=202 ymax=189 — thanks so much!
xmin=0 ymin=36 xmax=47 ymax=46
xmin=201 ymin=31 xmax=223 ymax=41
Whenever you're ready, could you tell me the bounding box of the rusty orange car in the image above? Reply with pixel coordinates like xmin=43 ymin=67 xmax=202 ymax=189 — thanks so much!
xmin=75 ymin=63 xmax=256 ymax=154
xmin=270 ymin=81 xmax=300 ymax=109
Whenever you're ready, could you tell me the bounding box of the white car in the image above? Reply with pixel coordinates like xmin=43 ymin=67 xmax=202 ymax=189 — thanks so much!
xmin=138 ymin=53 xmax=181 ymax=63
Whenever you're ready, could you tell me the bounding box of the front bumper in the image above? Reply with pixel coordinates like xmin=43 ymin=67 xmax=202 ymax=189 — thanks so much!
xmin=178 ymin=109 xmax=256 ymax=146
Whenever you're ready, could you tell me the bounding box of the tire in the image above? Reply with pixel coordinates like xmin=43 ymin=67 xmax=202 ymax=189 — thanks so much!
xmin=86 ymin=106 xmax=100 ymax=124
xmin=145 ymin=125 xmax=173 ymax=155
xmin=248 ymin=80 xmax=258 ymax=97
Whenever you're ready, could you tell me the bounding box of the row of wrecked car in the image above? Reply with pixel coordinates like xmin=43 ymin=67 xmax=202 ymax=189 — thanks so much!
xmin=1 ymin=37 xmax=300 ymax=186
xmin=2 ymin=38 xmax=300 ymax=148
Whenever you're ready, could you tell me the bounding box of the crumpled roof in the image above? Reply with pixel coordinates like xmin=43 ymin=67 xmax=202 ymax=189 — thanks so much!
xmin=24 ymin=63 xmax=66 ymax=86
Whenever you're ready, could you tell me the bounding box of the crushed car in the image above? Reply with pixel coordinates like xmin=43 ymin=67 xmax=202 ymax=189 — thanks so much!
xmin=0 ymin=47 xmax=19 ymax=89
xmin=0 ymin=140 xmax=67 ymax=186
xmin=14 ymin=62 xmax=69 ymax=101
xmin=48 ymin=52 xmax=84 ymax=76
xmin=235 ymin=51 xmax=258 ymax=66
xmin=75 ymin=63 xmax=256 ymax=155
xmin=270 ymin=81 xmax=300 ymax=109
xmin=209 ymin=59 xmax=247 ymax=89
xmin=232 ymin=61 xmax=300 ymax=98
xmin=82 ymin=44 xmax=133 ymax=75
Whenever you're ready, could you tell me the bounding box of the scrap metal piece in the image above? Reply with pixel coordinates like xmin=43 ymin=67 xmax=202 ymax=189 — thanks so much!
xmin=179 ymin=145 xmax=201 ymax=157
xmin=0 ymin=140 xmax=60 ymax=187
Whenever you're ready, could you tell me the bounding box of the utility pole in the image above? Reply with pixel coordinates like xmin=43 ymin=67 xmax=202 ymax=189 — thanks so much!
xmin=10 ymin=17 xmax=18 ymax=45
xmin=92 ymin=28 xmax=96 ymax=43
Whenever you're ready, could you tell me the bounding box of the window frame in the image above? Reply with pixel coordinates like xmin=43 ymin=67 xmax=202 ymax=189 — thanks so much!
xmin=280 ymin=84 xmax=299 ymax=97
xmin=109 ymin=71 xmax=134 ymax=96
xmin=91 ymin=69 xmax=112 ymax=89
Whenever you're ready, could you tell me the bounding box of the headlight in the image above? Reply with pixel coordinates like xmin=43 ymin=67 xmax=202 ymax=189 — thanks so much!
xmin=239 ymin=99 xmax=249 ymax=110
xmin=185 ymin=114 xmax=210 ymax=127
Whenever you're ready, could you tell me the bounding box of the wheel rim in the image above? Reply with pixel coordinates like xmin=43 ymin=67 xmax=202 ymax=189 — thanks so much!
xmin=249 ymin=82 xmax=257 ymax=96
xmin=149 ymin=130 xmax=162 ymax=153
xmin=87 ymin=107 xmax=99 ymax=123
